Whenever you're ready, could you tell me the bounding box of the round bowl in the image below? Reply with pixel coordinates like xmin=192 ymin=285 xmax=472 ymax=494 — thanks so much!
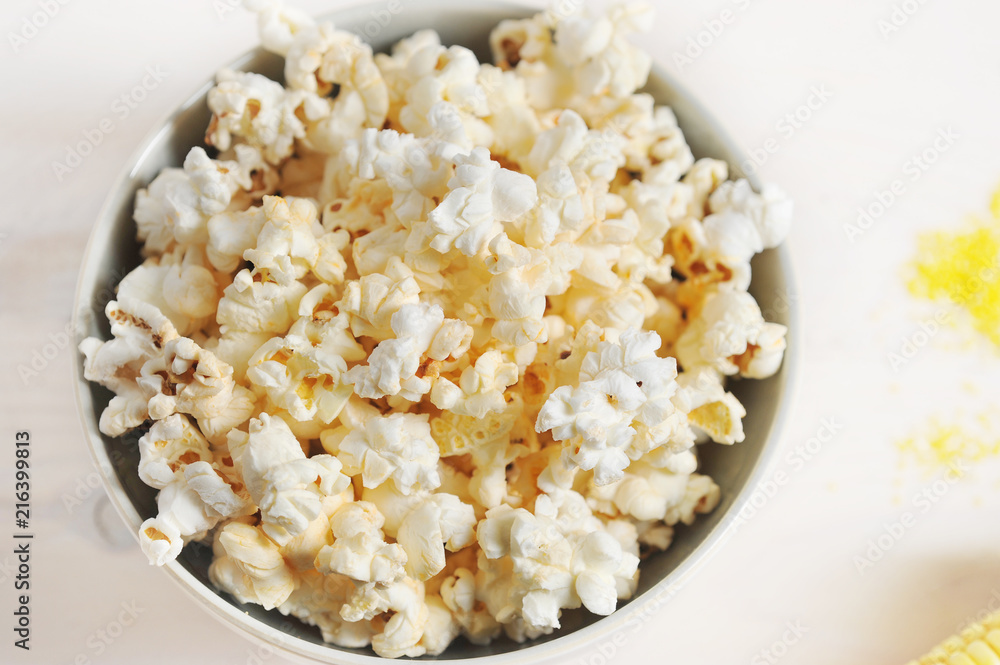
xmin=72 ymin=1 xmax=799 ymax=662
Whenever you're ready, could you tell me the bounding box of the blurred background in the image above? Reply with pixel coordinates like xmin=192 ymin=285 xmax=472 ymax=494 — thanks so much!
xmin=2 ymin=0 xmax=1000 ymax=663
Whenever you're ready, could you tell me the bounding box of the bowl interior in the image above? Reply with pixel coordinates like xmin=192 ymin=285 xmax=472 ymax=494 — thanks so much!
xmin=73 ymin=1 xmax=794 ymax=662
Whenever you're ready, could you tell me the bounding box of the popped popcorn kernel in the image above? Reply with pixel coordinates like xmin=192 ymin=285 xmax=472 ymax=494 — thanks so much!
xmin=80 ymin=1 xmax=791 ymax=657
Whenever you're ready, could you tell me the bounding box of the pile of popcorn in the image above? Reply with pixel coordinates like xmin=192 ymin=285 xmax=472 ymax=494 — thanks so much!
xmin=80 ymin=0 xmax=790 ymax=657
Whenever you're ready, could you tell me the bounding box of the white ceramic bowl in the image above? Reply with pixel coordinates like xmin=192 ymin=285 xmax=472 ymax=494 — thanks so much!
xmin=72 ymin=1 xmax=799 ymax=662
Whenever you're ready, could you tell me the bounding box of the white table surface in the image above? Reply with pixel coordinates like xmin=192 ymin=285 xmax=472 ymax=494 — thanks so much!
xmin=3 ymin=0 xmax=1000 ymax=663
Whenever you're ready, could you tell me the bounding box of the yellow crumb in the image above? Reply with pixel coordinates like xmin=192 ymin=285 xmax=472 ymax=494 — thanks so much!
xmin=897 ymin=415 xmax=1000 ymax=474
xmin=907 ymin=184 xmax=1000 ymax=348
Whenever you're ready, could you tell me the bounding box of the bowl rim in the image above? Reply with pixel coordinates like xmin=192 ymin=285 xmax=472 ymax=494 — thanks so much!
xmin=71 ymin=1 xmax=801 ymax=662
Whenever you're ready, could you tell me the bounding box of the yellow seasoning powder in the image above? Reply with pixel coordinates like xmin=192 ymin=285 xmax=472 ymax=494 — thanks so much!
xmin=896 ymin=413 xmax=1000 ymax=475
xmin=907 ymin=184 xmax=1000 ymax=348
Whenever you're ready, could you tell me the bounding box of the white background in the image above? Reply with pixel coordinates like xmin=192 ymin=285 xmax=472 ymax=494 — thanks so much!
xmin=3 ymin=0 xmax=1000 ymax=663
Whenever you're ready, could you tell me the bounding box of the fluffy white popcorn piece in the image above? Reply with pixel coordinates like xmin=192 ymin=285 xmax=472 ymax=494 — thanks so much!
xmin=430 ymin=349 xmax=519 ymax=419
xmin=440 ymin=568 xmax=501 ymax=644
xmin=206 ymin=205 xmax=267 ymax=273
xmin=584 ymin=451 xmax=693 ymax=522
xmin=615 ymin=179 xmax=690 ymax=283
xmin=80 ymin=298 xmax=180 ymax=436
xmin=208 ymin=521 xmax=296 ymax=610
xmin=430 ymin=392 xmax=529 ymax=508
xmin=278 ymin=488 xmax=353 ymax=573
xmin=244 ymin=0 xmax=316 ymax=57
xmin=585 ymin=94 xmax=694 ymax=186
xmin=682 ymin=157 xmax=729 ymax=219
xmin=207 ymin=69 xmax=318 ymax=165
xmin=673 ymin=366 xmax=746 ymax=445
xmin=283 ymin=21 xmax=389 ymax=134
xmin=337 ymin=412 xmax=441 ymax=495
xmin=337 ymin=257 xmax=420 ymax=339
xmin=216 ymin=265 xmax=308 ymax=336
xmin=675 ymin=289 xmax=787 ymax=379
xmin=349 ymin=128 xmax=453 ymax=228
xmin=490 ymin=3 xmax=651 ymax=110
xmin=551 ymin=3 xmax=653 ymax=100
xmin=536 ymin=328 xmax=684 ymax=485
xmin=522 ymin=163 xmax=587 ymax=247
xmin=709 ymin=179 xmax=793 ymax=249
xmin=138 ymin=459 xmax=251 ymax=566
xmin=476 ymin=491 xmax=639 ymax=631
xmin=375 ymin=33 xmax=492 ymax=150
xmin=343 ymin=302 xmax=472 ymax=401
xmin=420 ymin=595 xmax=462 ymax=656
xmin=521 ymin=109 xmax=625 ymax=185
xmin=485 ymin=234 xmax=581 ymax=346
xmin=556 ymin=276 xmax=657 ymax=333
xmin=341 ymin=578 xmax=430 ymax=659
xmin=246 ymin=332 xmax=353 ymax=425
xmin=116 ymin=246 xmax=221 ymax=337
xmin=315 ymin=501 xmax=407 ymax=583
xmin=243 ymin=196 xmax=320 ymax=286
xmin=276 ymin=571 xmax=374 ymax=648
xmin=137 ymin=336 xmax=256 ymax=442
xmin=477 ymin=64 xmax=542 ymax=160
xmin=137 ymin=414 xmax=212 ymax=489
xmin=396 ymin=493 xmax=476 ymax=580
xmin=134 ymin=147 xmax=253 ymax=254
xmin=231 ymin=413 xmax=351 ymax=545
xmin=427 ymin=147 xmax=538 ymax=256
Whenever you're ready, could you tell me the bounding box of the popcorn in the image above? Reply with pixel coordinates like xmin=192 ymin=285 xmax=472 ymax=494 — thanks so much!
xmin=245 ymin=332 xmax=353 ymax=424
xmin=343 ymin=302 xmax=472 ymax=401
xmin=709 ymin=179 xmax=793 ymax=249
xmin=81 ymin=1 xmax=792 ymax=657
xmin=137 ymin=336 xmax=256 ymax=442
xmin=80 ymin=298 xmax=180 ymax=436
xmin=675 ymin=289 xmax=788 ymax=379
xmin=231 ymin=413 xmax=351 ymax=545
xmin=396 ymin=493 xmax=476 ymax=579
xmin=117 ymin=246 xmax=222 ymax=337
xmin=375 ymin=33 xmax=493 ymax=150
xmin=134 ymin=147 xmax=253 ymax=254
xmin=315 ymin=501 xmax=407 ymax=583
xmin=137 ymin=414 xmax=213 ymax=489
xmin=206 ymin=69 xmax=314 ymax=165
xmin=337 ymin=412 xmax=441 ymax=495
xmin=476 ymin=491 xmax=639 ymax=631
xmin=340 ymin=578 xmax=430 ymax=658
xmin=282 ymin=21 xmax=389 ymax=147
xmin=208 ymin=521 xmax=296 ymax=610
xmin=430 ymin=349 xmax=519 ymax=418
xmin=536 ymin=328 xmax=684 ymax=485
xmin=427 ymin=147 xmax=538 ymax=257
